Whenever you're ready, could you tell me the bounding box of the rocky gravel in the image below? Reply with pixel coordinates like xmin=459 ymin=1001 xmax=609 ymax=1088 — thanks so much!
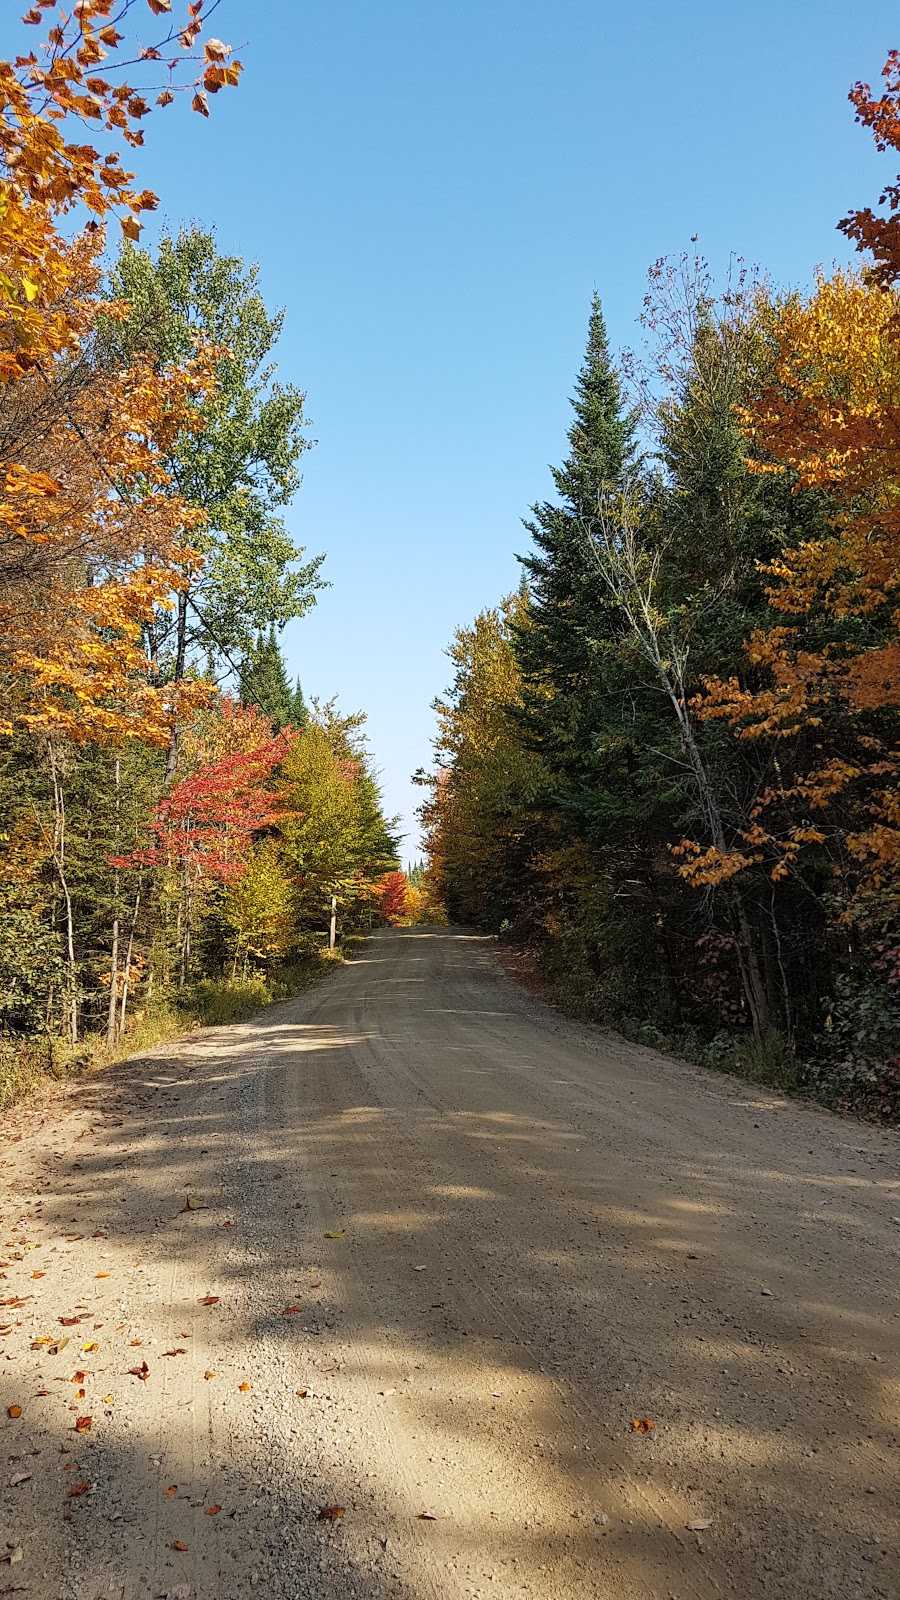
xmin=0 ymin=927 xmax=897 ymax=1599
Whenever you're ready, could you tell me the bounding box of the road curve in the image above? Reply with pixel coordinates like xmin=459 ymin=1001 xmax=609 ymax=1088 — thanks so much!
xmin=1 ymin=927 xmax=898 ymax=1599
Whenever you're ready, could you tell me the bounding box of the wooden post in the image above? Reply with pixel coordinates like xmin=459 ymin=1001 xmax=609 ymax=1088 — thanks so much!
xmin=329 ymin=895 xmax=337 ymax=951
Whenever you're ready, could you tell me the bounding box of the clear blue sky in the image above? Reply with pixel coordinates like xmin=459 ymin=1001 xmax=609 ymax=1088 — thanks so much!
xmin=11 ymin=1 xmax=898 ymax=849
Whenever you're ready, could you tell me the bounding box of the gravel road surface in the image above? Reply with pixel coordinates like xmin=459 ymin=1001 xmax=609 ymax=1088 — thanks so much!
xmin=0 ymin=927 xmax=897 ymax=1600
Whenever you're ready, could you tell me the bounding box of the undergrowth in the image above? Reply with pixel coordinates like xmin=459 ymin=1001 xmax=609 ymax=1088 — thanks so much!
xmin=0 ymin=941 xmax=361 ymax=1114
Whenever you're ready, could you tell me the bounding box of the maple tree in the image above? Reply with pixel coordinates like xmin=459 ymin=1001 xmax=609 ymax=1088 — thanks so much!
xmin=377 ymin=870 xmax=409 ymax=925
xmin=0 ymin=2 xmax=242 ymax=748
xmin=691 ymin=281 xmax=900 ymax=906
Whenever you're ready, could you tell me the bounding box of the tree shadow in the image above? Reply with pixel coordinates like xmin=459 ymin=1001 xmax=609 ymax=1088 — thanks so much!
xmin=2 ymin=927 xmax=898 ymax=1599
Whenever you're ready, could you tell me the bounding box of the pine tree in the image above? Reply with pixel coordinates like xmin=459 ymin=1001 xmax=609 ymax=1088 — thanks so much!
xmin=515 ymin=294 xmax=637 ymax=806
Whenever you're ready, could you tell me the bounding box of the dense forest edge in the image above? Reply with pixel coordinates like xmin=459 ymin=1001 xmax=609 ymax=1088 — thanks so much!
xmin=417 ymin=60 xmax=900 ymax=1124
xmin=0 ymin=7 xmax=441 ymax=1110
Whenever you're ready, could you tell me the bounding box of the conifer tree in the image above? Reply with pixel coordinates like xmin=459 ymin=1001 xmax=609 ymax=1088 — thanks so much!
xmin=239 ymin=627 xmax=297 ymax=730
xmin=515 ymin=295 xmax=637 ymax=804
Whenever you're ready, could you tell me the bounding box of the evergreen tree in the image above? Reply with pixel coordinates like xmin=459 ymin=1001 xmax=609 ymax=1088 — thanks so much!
xmin=239 ymin=627 xmax=295 ymax=729
xmin=289 ymin=678 xmax=309 ymax=727
xmin=515 ymin=294 xmax=637 ymax=807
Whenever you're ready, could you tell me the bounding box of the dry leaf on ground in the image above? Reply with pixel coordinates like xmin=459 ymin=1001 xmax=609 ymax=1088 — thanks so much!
xmin=632 ymin=1418 xmax=655 ymax=1432
xmin=317 ymin=1505 xmax=345 ymax=1521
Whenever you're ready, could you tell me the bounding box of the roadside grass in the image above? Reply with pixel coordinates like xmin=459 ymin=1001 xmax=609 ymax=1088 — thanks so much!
xmin=0 ymin=937 xmax=366 ymax=1114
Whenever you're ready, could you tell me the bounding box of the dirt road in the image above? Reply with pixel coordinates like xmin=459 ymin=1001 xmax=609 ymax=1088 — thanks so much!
xmin=1 ymin=928 xmax=898 ymax=1600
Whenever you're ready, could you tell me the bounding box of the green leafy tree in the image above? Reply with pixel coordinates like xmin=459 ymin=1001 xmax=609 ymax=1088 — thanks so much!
xmin=279 ymin=708 xmax=399 ymax=934
xmin=107 ymin=228 xmax=324 ymax=700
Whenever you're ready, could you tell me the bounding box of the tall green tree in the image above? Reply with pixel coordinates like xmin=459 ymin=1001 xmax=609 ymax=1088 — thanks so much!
xmin=107 ymin=229 xmax=324 ymax=701
xmin=239 ymin=627 xmax=307 ymax=730
xmin=515 ymin=294 xmax=638 ymax=810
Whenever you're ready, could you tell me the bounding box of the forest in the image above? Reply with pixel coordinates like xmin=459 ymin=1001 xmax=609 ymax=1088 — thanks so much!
xmin=420 ymin=58 xmax=900 ymax=1121
xmin=0 ymin=2 xmax=422 ymax=1107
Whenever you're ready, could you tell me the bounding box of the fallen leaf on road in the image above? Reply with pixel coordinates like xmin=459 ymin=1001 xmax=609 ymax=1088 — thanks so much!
xmin=181 ymin=1197 xmax=206 ymax=1212
xmin=203 ymin=1371 xmax=216 ymax=1381
xmin=198 ymin=1296 xmax=219 ymax=1306
xmin=68 ymin=1481 xmax=90 ymax=1497
xmin=102 ymin=1394 xmax=113 ymax=1404
xmin=686 ymin=1519 xmax=712 ymax=1531
xmin=172 ymin=1540 xmax=188 ymax=1551
xmin=31 ymin=1272 xmax=45 ymax=1279
xmin=74 ymin=1417 xmax=92 ymax=1433
xmin=82 ymin=1343 xmax=98 ymax=1353
xmin=238 ymin=1382 xmax=250 ymax=1392
xmin=128 ymin=1363 xmax=149 ymax=1381
xmin=417 ymin=1512 xmax=437 ymax=1521
xmin=9 ymin=1472 xmax=31 ymax=1486
xmin=323 ymin=1231 xmax=345 ymax=1239
xmin=162 ymin=1349 xmax=187 ymax=1357
xmin=632 ymin=1418 xmax=655 ymax=1433
xmin=59 ymin=1316 xmax=81 ymax=1327
xmin=317 ymin=1505 xmax=345 ymax=1521
xmin=95 ymin=1272 xmax=110 ymax=1279
xmin=165 ymin=1486 xmax=178 ymax=1496
xmin=71 ymin=1371 xmax=85 ymax=1384
xmin=204 ymin=1505 xmax=221 ymax=1516
xmin=129 ymin=1339 xmax=142 ymax=1347
xmin=281 ymin=1305 xmax=302 ymax=1316
xmin=7 ymin=1406 xmax=21 ymax=1418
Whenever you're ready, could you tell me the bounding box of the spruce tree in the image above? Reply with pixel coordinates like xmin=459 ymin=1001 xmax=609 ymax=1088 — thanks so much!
xmin=515 ymin=294 xmax=637 ymax=806
xmin=239 ymin=626 xmax=294 ymax=729
xmin=289 ymin=677 xmax=309 ymax=727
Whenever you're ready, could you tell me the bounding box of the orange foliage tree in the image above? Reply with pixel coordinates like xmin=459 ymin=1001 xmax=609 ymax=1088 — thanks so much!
xmin=684 ymin=65 xmax=900 ymax=924
xmin=0 ymin=1 xmax=241 ymax=748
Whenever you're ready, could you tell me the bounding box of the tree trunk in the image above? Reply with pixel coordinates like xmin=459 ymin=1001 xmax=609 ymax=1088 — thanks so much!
xmin=119 ymin=888 xmax=141 ymax=1039
xmin=166 ymin=589 xmax=188 ymax=780
xmin=107 ymin=759 xmax=121 ymax=1047
xmin=47 ymin=741 xmax=78 ymax=1045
